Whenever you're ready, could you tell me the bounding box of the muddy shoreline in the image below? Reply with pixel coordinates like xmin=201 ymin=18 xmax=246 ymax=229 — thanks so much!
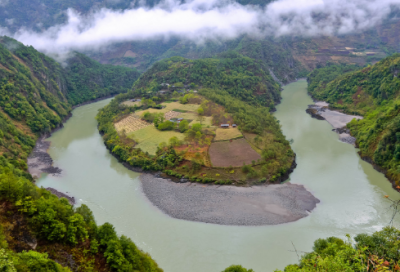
xmin=306 ymin=101 xmax=362 ymax=146
xmin=28 ymin=96 xmax=115 ymax=203
xmin=140 ymin=174 xmax=320 ymax=226
xmin=45 ymin=188 xmax=76 ymax=205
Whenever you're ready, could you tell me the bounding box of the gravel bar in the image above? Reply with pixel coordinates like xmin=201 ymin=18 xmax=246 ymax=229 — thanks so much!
xmin=140 ymin=174 xmax=320 ymax=226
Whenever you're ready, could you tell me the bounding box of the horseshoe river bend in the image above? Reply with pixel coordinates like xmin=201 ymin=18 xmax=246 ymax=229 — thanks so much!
xmin=36 ymin=79 xmax=400 ymax=272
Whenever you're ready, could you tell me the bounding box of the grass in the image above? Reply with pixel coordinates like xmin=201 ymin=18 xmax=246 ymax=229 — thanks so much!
xmin=172 ymin=109 xmax=188 ymax=113
xmin=214 ymin=128 xmax=243 ymax=141
xmin=129 ymin=126 xmax=185 ymax=155
xmin=135 ymin=102 xmax=200 ymax=116
xmin=121 ymin=100 xmax=141 ymax=107
xmin=189 ymin=116 xmax=214 ymax=127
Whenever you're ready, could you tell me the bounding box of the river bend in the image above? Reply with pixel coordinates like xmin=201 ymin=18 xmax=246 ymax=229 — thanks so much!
xmin=37 ymin=80 xmax=400 ymax=272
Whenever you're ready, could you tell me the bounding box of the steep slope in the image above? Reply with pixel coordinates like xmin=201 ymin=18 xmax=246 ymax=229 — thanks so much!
xmin=63 ymin=52 xmax=140 ymax=105
xmin=308 ymin=54 xmax=400 ymax=188
xmin=0 ymin=38 xmax=160 ymax=271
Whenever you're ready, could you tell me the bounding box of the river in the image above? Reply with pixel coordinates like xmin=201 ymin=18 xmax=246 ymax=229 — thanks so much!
xmin=37 ymin=79 xmax=400 ymax=272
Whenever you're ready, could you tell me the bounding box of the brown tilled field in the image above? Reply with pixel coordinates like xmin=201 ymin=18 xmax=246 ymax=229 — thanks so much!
xmin=208 ymin=138 xmax=261 ymax=167
xmin=114 ymin=114 xmax=150 ymax=134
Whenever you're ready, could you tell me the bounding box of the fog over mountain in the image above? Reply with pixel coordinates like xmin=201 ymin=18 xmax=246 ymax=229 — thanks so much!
xmin=2 ymin=0 xmax=400 ymax=54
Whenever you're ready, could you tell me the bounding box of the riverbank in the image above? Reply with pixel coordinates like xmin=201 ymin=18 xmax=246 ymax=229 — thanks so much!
xmin=27 ymin=136 xmax=62 ymax=179
xmin=306 ymin=101 xmax=362 ymax=146
xmin=140 ymin=174 xmax=320 ymax=226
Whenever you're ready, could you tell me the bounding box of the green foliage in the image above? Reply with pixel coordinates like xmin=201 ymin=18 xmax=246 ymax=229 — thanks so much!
xmin=157 ymin=120 xmax=175 ymax=131
xmin=178 ymin=119 xmax=189 ymax=132
xmin=0 ymin=166 xmax=163 ymax=272
xmin=64 ymin=52 xmax=140 ymax=105
xmin=273 ymin=227 xmax=400 ymax=272
xmin=133 ymin=52 xmax=281 ymax=109
xmin=222 ymin=265 xmax=254 ymax=272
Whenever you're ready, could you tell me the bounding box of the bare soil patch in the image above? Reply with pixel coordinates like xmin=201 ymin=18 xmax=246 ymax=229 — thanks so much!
xmin=209 ymin=138 xmax=261 ymax=167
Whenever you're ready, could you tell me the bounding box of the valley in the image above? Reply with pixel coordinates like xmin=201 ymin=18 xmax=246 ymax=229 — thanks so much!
xmin=0 ymin=1 xmax=400 ymax=270
xmin=34 ymin=80 xmax=400 ymax=272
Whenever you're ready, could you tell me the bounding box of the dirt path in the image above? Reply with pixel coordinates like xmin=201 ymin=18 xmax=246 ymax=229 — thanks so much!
xmin=140 ymin=174 xmax=320 ymax=226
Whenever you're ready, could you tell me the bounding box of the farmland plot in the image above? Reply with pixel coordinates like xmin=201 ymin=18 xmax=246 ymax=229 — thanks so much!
xmin=209 ymin=138 xmax=261 ymax=167
xmin=214 ymin=128 xmax=242 ymax=141
xmin=114 ymin=115 xmax=150 ymax=134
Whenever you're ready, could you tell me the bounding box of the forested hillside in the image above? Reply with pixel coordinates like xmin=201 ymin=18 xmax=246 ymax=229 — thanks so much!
xmin=0 ymin=37 xmax=160 ymax=271
xmin=307 ymin=54 xmax=400 ymax=188
xmin=133 ymin=52 xmax=281 ymax=109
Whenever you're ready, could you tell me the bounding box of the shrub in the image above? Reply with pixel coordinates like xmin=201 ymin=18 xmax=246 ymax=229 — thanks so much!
xmin=158 ymin=121 xmax=175 ymax=131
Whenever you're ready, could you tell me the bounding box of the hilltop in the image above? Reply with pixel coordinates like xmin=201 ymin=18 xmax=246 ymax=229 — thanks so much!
xmin=97 ymin=54 xmax=295 ymax=185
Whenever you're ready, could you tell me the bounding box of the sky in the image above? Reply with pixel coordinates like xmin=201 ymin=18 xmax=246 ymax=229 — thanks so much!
xmin=2 ymin=0 xmax=400 ymax=54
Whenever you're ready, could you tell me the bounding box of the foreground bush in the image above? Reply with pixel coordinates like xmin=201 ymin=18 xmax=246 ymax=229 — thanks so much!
xmin=224 ymin=227 xmax=400 ymax=272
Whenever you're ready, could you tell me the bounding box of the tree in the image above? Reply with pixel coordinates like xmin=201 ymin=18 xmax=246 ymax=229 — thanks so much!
xmin=222 ymin=265 xmax=254 ymax=272
xmin=179 ymin=120 xmax=189 ymax=132
xmin=157 ymin=120 xmax=175 ymax=131
xmin=153 ymin=113 xmax=165 ymax=127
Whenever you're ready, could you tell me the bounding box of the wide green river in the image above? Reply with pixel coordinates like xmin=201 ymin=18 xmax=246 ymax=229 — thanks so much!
xmin=37 ymin=80 xmax=400 ymax=272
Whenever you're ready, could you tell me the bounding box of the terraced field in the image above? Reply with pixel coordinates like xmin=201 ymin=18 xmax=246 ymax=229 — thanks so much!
xmin=135 ymin=102 xmax=200 ymax=116
xmin=114 ymin=115 xmax=150 ymax=134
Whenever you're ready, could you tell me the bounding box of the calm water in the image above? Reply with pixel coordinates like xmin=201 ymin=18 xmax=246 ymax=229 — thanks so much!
xmin=37 ymin=80 xmax=400 ymax=272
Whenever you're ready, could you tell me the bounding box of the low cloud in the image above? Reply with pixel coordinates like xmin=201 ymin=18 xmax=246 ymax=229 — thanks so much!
xmin=9 ymin=0 xmax=400 ymax=54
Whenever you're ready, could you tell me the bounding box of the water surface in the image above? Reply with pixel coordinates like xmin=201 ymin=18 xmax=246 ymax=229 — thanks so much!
xmin=37 ymin=80 xmax=400 ymax=272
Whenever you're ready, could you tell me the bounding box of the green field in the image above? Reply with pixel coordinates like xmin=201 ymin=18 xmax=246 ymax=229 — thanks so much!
xmin=129 ymin=126 xmax=185 ymax=155
xmin=214 ymin=127 xmax=243 ymax=141
xmin=135 ymin=102 xmax=200 ymax=116
xmin=189 ymin=116 xmax=214 ymax=127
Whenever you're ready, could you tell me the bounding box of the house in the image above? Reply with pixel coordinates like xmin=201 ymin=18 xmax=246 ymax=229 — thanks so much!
xmin=220 ymin=124 xmax=229 ymax=128
xmin=232 ymin=124 xmax=237 ymax=128
xmin=177 ymin=118 xmax=183 ymax=121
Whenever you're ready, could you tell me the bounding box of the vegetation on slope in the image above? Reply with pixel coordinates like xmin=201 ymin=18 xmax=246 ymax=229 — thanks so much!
xmin=0 ymin=38 xmax=160 ymax=271
xmin=97 ymin=54 xmax=294 ymax=185
xmin=224 ymin=226 xmax=400 ymax=272
xmin=0 ymin=167 xmax=162 ymax=271
xmin=133 ymin=52 xmax=281 ymax=109
xmin=63 ymin=52 xmax=140 ymax=105
xmin=307 ymin=54 xmax=400 ymax=187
